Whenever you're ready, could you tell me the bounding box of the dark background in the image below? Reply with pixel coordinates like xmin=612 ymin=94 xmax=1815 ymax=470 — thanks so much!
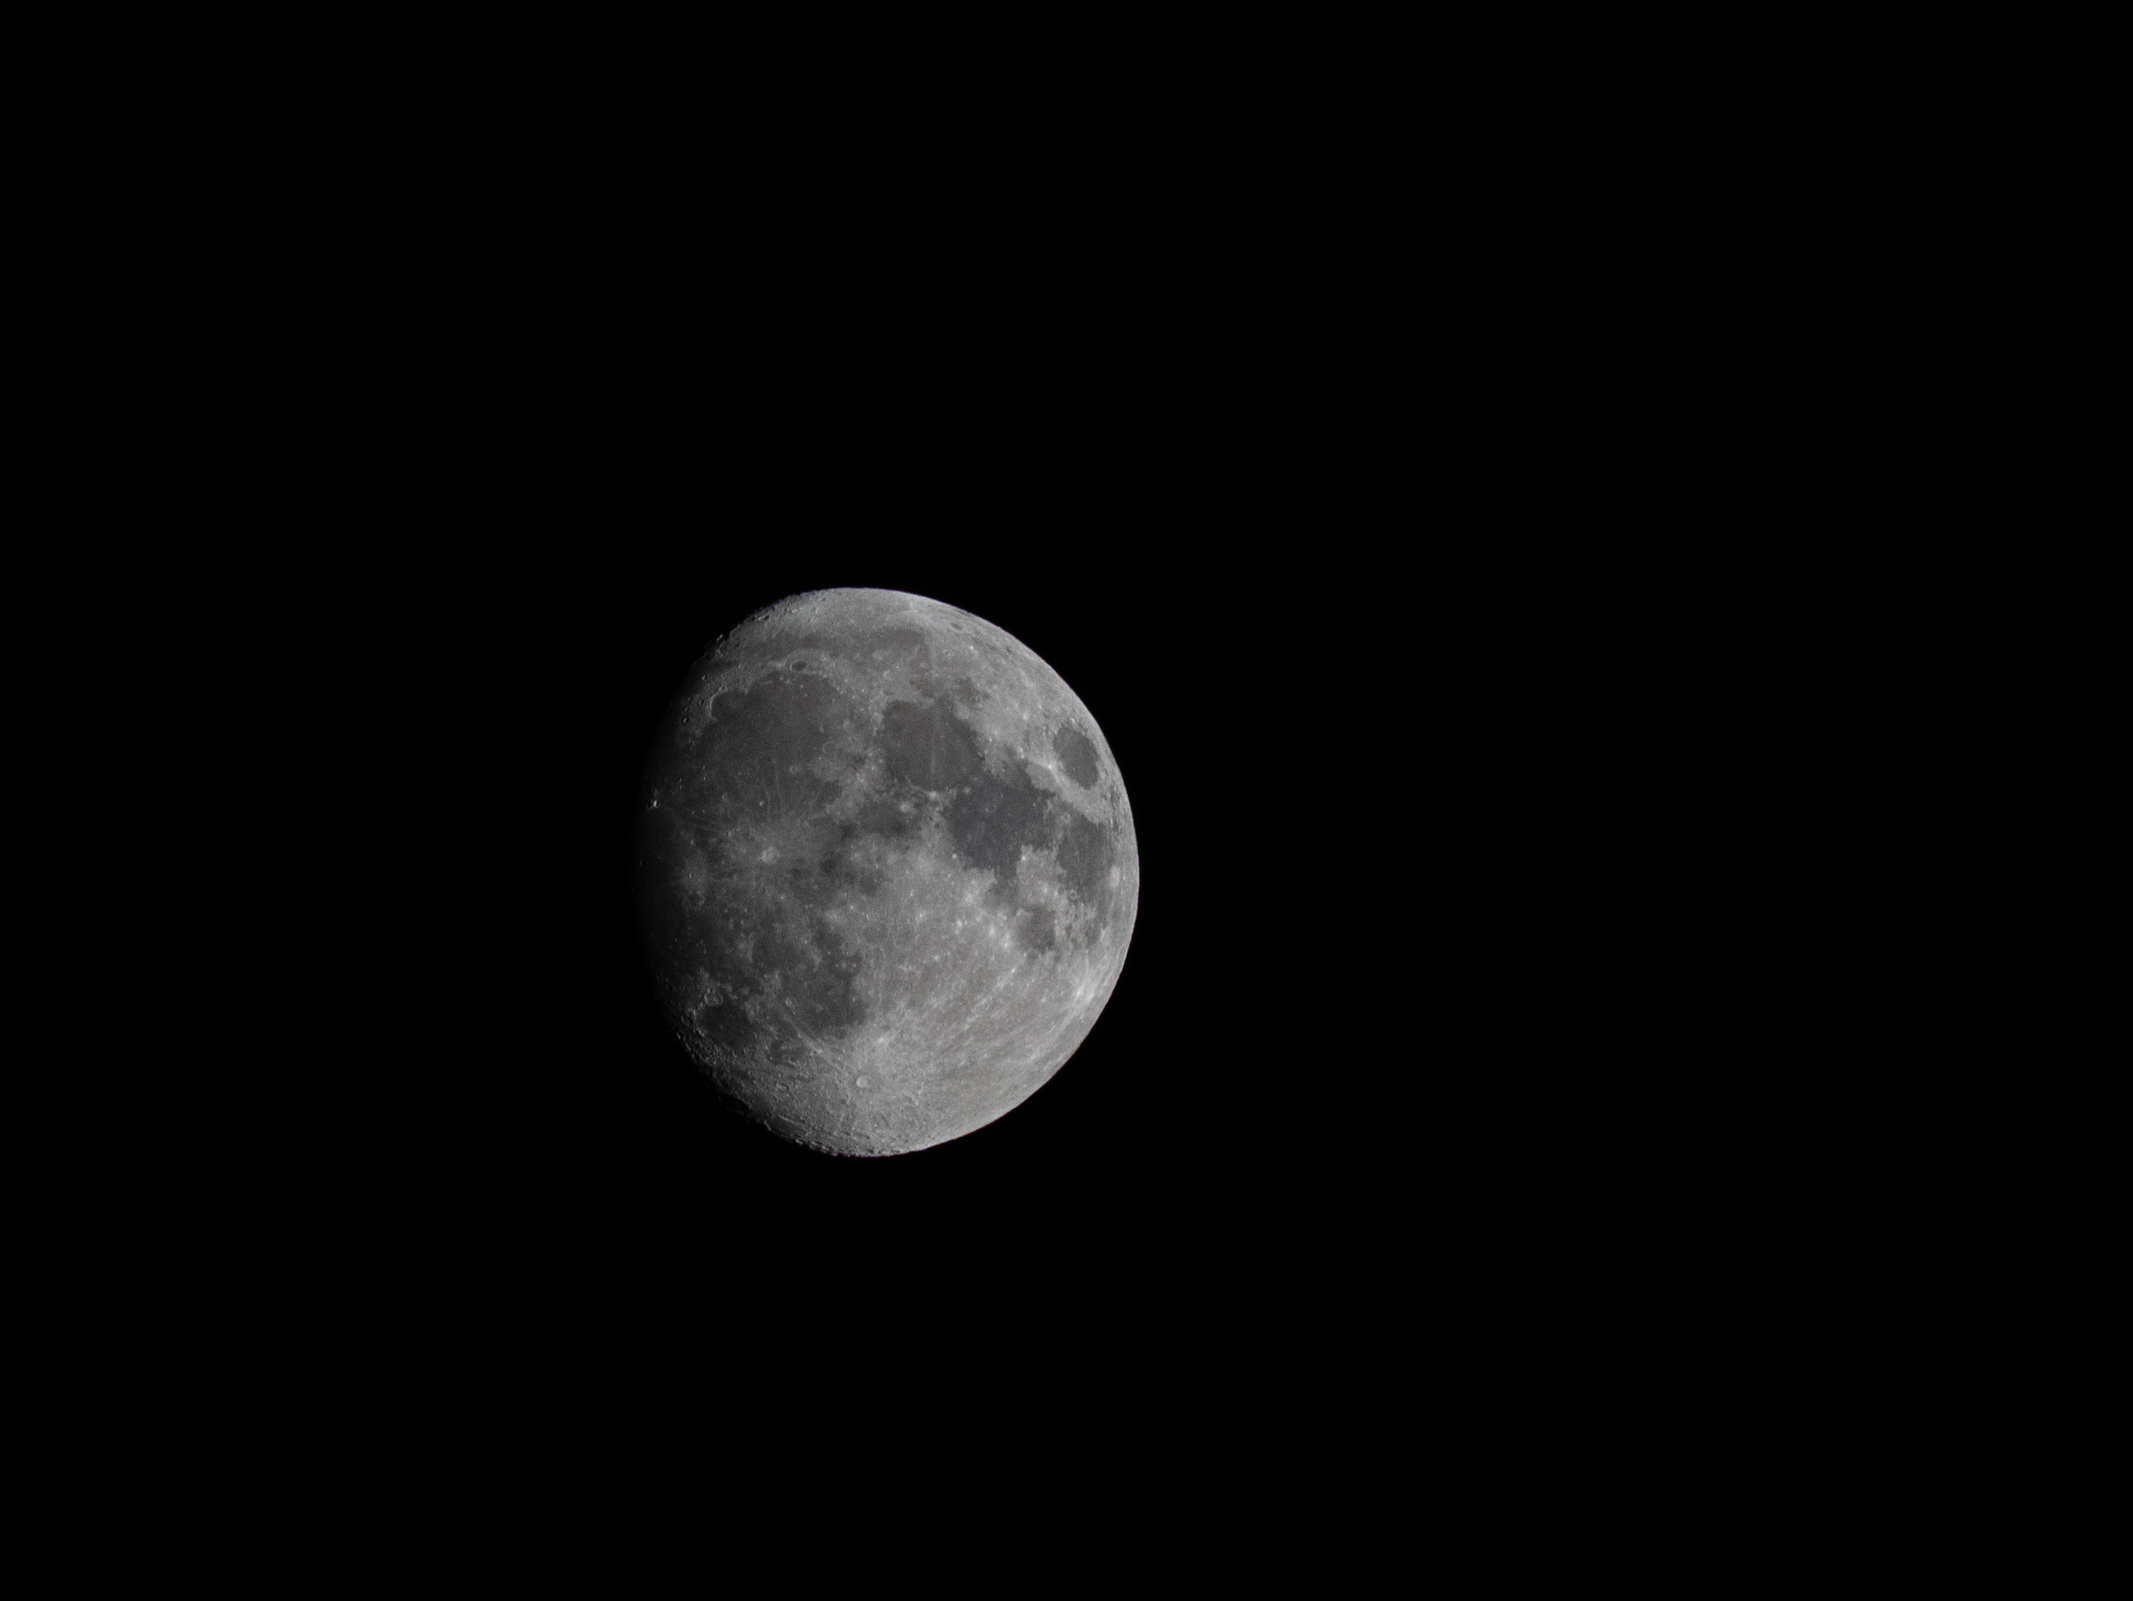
xmin=304 ymin=108 xmax=1564 ymax=1348
xmin=2 ymin=27 xmax=2081 ymax=1583
xmin=33 ymin=27 xmax=2086 ymax=1570
xmin=210 ymin=70 xmax=2068 ymax=1462
xmin=398 ymin=410 xmax=1503 ymax=1335
xmin=335 ymin=279 xmax=1692 ymax=1400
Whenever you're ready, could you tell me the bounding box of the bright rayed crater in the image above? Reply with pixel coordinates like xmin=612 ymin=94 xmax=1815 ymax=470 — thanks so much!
xmin=636 ymin=588 xmax=1139 ymax=1155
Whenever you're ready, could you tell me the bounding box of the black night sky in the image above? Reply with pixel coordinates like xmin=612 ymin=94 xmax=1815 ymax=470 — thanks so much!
xmin=279 ymin=93 xmax=2053 ymax=1459
xmin=365 ymin=384 xmax=1722 ymax=1370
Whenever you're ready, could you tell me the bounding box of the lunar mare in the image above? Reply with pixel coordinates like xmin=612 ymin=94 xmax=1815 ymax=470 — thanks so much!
xmin=637 ymin=588 xmax=1139 ymax=1155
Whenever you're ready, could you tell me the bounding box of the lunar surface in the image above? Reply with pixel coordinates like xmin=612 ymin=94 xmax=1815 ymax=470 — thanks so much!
xmin=636 ymin=588 xmax=1139 ymax=1155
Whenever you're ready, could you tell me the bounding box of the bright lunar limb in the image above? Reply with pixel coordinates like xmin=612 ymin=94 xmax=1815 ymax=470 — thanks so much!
xmin=636 ymin=589 xmax=1139 ymax=1155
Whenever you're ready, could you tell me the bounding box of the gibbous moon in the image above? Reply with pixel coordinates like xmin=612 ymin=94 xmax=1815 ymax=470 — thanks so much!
xmin=636 ymin=589 xmax=1139 ymax=1155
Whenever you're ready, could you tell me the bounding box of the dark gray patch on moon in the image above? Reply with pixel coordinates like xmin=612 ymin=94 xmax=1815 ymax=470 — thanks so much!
xmin=784 ymin=919 xmax=866 ymax=1034
xmin=945 ymin=762 xmax=1052 ymax=884
xmin=866 ymin=626 xmax=930 ymax=663
xmin=783 ymin=849 xmax=844 ymax=909
xmin=881 ymin=699 xmax=983 ymax=792
xmin=850 ymin=796 xmax=913 ymax=839
xmin=678 ymin=899 xmax=868 ymax=1073
xmin=1055 ymin=808 xmax=1114 ymax=903
xmin=1017 ymin=905 xmax=1057 ymax=956
xmin=693 ymin=995 xmax=755 ymax=1057
xmin=698 ymin=671 xmax=844 ymax=817
xmin=1054 ymin=725 xmax=1100 ymax=789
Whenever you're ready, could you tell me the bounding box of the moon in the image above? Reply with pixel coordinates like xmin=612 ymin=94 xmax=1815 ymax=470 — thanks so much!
xmin=636 ymin=588 xmax=1140 ymax=1155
